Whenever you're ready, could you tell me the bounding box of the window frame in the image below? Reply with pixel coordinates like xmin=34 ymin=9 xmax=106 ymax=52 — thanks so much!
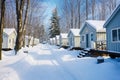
xmin=111 ymin=28 xmax=120 ymax=42
xmin=90 ymin=32 xmax=94 ymax=41
xmin=118 ymin=28 xmax=120 ymax=41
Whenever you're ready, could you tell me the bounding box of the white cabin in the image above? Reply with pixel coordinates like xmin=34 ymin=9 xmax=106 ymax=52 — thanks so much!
xmin=34 ymin=38 xmax=39 ymax=45
xmin=68 ymin=29 xmax=80 ymax=47
xmin=55 ymin=35 xmax=60 ymax=45
xmin=59 ymin=33 xmax=68 ymax=46
xmin=2 ymin=28 xmax=17 ymax=49
xmin=80 ymin=20 xmax=106 ymax=50
xmin=25 ymin=36 xmax=39 ymax=46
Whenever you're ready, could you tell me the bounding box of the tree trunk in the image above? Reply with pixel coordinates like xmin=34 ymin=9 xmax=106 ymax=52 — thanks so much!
xmin=15 ymin=0 xmax=24 ymax=54
xmin=22 ymin=0 xmax=30 ymax=47
xmin=92 ymin=0 xmax=95 ymax=20
xmin=0 ymin=0 xmax=6 ymax=60
xmin=86 ymin=0 xmax=88 ymax=20
xmin=77 ymin=0 xmax=81 ymax=28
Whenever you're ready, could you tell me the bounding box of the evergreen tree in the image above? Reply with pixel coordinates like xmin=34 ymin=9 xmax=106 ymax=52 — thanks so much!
xmin=49 ymin=8 xmax=60 ymax=38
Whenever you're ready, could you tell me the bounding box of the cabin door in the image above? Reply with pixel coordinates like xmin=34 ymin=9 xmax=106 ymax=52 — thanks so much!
xmin=86 ymin=34 xmax=89 ymax=48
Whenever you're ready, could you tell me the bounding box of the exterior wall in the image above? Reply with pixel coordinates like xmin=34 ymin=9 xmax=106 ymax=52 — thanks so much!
xmin=60 ymin=34 xmax=68 ymax=46
xmin=80 ymin=24 xmax=96 ymax=49
xmin=50 ymin=39 xmax=53 ymax=45
xmin=105 ymin=9 xmax=120 ymax=52
xmin=96 ymin=32 xmax=106 ymax=41
xmin=2 ymin=33 xmax=8 ymax=48
xmin=68 ymin=32 xmax=80 ymax=47
xmin=9 ymin=32 xmax=16 ymax=49
xmin=25 ymin=36 xmax=34 ymax=46
xmin=74 ymin=36 xmax=80 ymax=47
xmin=52 ymin=38 xmax=55 ymax=45
xmin=61 ymin=38 xmax=68 ymax=46
xmin=96 ymin=32 xmax=106 ymax=50
xmin=3 ymin=32 xmax=16 ymax=49
xmin=34 ymin=39 xmax=39 ymax=45
xmin=49 ymin=38 xmax=53 ymax=45
xmin=56 ymin=38 xmax=60 ymax=45
xmin=59 ymin=35 xmax=62 ymax=46
xmin=68 ymin=32 xmax=74 ymax=47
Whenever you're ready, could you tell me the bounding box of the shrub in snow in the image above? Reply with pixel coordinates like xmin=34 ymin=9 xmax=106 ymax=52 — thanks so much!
xmin=97 ymin=56 xmax=104 ymax=64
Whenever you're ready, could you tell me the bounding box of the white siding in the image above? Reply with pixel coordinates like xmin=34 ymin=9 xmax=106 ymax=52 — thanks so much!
xmin=2 ymin=31 xmax=16 ymax=49
xmin=74 ymin=36 xmax=80 ymax=47
xmin=2 ymin=33 xmax=8 ymax=48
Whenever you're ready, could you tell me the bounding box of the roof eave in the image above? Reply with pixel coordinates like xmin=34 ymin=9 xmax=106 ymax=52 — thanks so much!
xmin=104 ymin=4 xmax=120 ymax=28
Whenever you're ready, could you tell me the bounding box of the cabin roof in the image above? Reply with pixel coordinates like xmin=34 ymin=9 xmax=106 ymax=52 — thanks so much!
xmin=60 ymin=33 xmax=68 ymax=38
xmin=86 ymin=20 xmax=105 ymax=32
xmin=69 ymin=29 xmax=80 ymax=36
xmin=52 ymin=37 xmax=55 ymax=40
xmin=56 ymin=35 xmax=59 ymax=39
xmin=3 ymin=28 xmax=16 ymax=35
xmin=104 ymin=4 xmax=120 ymax=28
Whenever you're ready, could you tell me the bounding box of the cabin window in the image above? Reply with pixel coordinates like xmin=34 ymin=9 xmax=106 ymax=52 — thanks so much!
xmin=91 ymin=33 xmax=93 ymax=41
xmin=112 ymin=29 xmax=117 ymax=41
xmin=82 ymin=35 xmax=84 ymax=41
xmin=112 ymin=28 xmax=120 ymax=42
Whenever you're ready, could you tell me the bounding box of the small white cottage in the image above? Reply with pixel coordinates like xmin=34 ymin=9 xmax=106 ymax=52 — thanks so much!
xmin=59 ymin=33 xmax=68 ymax=46
xmin=68 ymin=29 xmax=80 ymax=47
xmin=2 ymin=28 xmax=17 ymax=49
xmin=80 ymin=20 xmax=106 ymax=50
xmin=52 ymin=37 xmax=56 ymax=45
xmin=49 ymin=38 xmax=53 ymax=45
xmin=25 ymin=36 xmax=39 ymax=46
xmin=33 ymin=38 xmax=39 ymax=45
xmin=25 ymin=36 xmax=33 ymax=46
xmin=55 ymin=35 xmax=60 ymax=46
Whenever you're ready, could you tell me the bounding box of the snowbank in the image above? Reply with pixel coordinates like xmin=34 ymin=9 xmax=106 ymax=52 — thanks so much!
xmin=0 ymin=44 xmax=120 ymax=80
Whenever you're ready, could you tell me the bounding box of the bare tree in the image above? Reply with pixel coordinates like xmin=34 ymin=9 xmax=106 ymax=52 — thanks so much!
xmin=22 ymin=0 xmax=30 ymax=47
xmin=25 ymin=0 xmax=46 ymax=45
xmin=0 ymin=0 xmax=6 ymax=60
xmin=86 ymin=0 xmax=88 ymax=20
xmin=77 ymin=0 xmax=81 ymax=28
xmin=107 ymin=0 xmax=117 ymax=15
xmin=91 ymin=0 xmax=96 ymax=19
xmin=15 ymin=0 xmax=29 ymax=54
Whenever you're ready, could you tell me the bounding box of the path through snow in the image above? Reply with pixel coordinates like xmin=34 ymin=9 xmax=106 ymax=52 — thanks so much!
xmin=0 ymin=44 xmax=120 ymax=80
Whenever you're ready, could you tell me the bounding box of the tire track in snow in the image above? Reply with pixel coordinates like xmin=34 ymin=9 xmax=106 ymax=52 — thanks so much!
xmin=48 ymin=45 xmax=78 ymax=80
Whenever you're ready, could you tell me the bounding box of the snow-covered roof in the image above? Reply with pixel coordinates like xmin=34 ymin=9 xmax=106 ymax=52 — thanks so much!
xmin=104 ymin=4 xmax=120 ymax=28
xmin=56 ymin=35 xmax=60 ymax=39
xmin=86 ymin=20 xmax=106 ymax=32
xmin=25 ymin=36 xmax=33 ymax=39
xmin=70 ymin=29 xmax=80 ymax=36
xmin=60 ymin=33 xmax=68 ymax=38
xmin=3 ymin=28 xmax=16 ymax=35
xmin=50 ymin=38 xmax=53 ymax=41
xmin=53 ymin=37 xmax=55 ymax=40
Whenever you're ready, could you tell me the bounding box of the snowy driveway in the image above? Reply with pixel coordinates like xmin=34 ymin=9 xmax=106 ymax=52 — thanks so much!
xmin=0 ymin=44 xmax=120 ymax=80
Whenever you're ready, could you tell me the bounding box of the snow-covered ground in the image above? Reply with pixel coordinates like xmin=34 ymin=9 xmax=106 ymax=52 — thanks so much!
xmin=0 ymin=44 xmax=120 ymax=80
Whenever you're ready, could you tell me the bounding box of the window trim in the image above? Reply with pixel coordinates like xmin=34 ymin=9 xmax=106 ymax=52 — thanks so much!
xmin=111 ymin=28 xmax=120 ymax=43
xmin=117 ymin=28 xmax=120 ymax=42
xmin=90 ymin=32 xmax=94 ymax=41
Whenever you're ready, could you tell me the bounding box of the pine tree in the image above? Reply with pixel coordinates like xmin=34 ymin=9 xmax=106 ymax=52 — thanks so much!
xmin=49 ymin=8 xmax=60 ymax=38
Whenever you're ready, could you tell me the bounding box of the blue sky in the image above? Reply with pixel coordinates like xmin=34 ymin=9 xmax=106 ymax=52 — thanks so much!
xmin=42 ymin=0 xmax=62 ymax=29
xmin=43 ymin=0 xmax=120 ymax=30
